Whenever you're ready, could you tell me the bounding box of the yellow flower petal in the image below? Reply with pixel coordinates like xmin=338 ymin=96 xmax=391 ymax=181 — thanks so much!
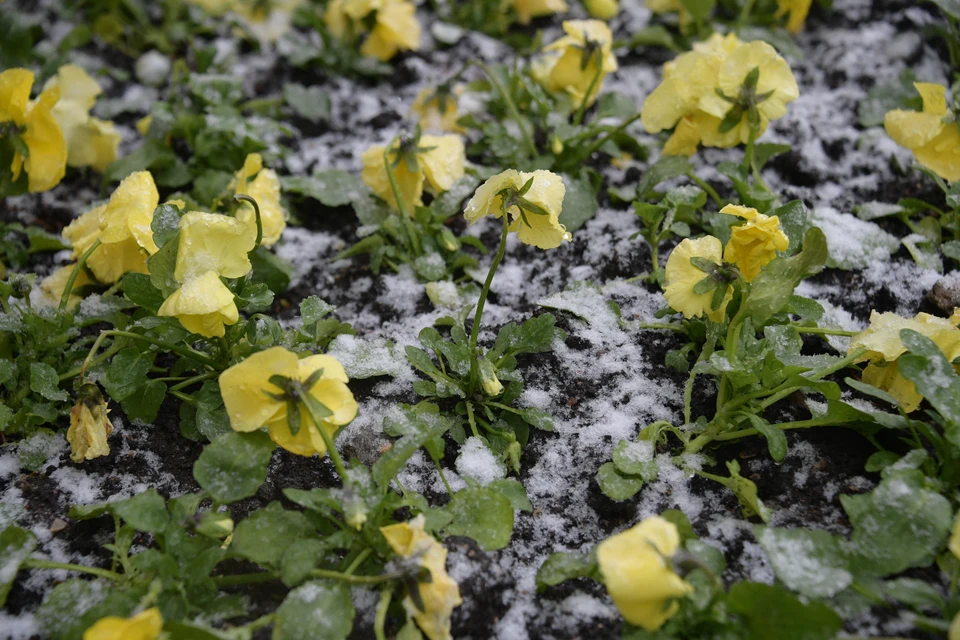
xmin=508 ymin=170 xmax=569 ymax=249
xmin=419 ymin=135 xmax=466 ymax=194
xmin=661 ymin=116 xmax=703 ymax=156
xmin=83 ymin=607 xmax=162 ymax=640
xmin=540 ymin=20 xmax=617 ymax=107
xmin=664 ymin=235 xmax=730 ymax=322
xmin=361 ymin=143 xmax=425 ymax=214
xmin=914 ymin=122 xmax=960 ymax=183
xmin=512 ymin=0 xmax=569 ymax=24
xmin=360 ymin=0 xmax=421 ymax=61
xmin=0 ymin=68 xmax=33 ymax=125
xmin=99 ymin=171 xmax=160 ymax=254
xmin=721 ymin=204 xmax=789 ymax=282
xmin=233 ymin=153 xmax=288 ymax=247
xmin=219 ymin=346 xmax=298 ymax=432
xmin=776 ymin=0 xmax=812 ymax=33
xmin=21 ymin=85 xmax=68 ymax=193
xmin=175 ymin=212 xmax=255 ymax=283
xmin=45 ymin=64 xmax=101 ymax=112
xmin=40 ymin=264 xmax=94 ymax=310
xmin=411 ymin=88 xmax=464 ymax=133
xmin=158 ymin=271 xmax=239 ymax=338
xmin=584 ymin=0 xmax=619 ymax=19
xmin=916 ymin=82 xmax=949 ymax=116
xmin=463 ymin=169 xmax=521 ymax=223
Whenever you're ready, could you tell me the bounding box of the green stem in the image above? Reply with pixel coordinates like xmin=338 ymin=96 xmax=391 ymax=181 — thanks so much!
xmin=635 ymin=322 xmax=686 ymax=333
xmin=433 ymin=459 xmax=454 ymax=496
xmin=235 ymin=194 xmax=263 ymax=249
xmin=214 ymin=569 xmax=401 ymax=587
xmin=711 ymin=417 xmax=837 ymax=443
xmin=685 ymin=328 xmax=718 ymax=425
xmin=60 ymin=239 xmax=101 ymax=311
xmin=169 ymin=389 xmax=196 ymax=404
xmin=742 ymin=125 xmax=757 ymax=177
xmin=468 ymin=209 xmax=510 ymax=356
xmin=382 ymin=135 xmax=411 ymax=220
xmin=465 ymin=401 xmax=480 ymax=438
xmin=469 ymin=61 xmax=537 ymax=159
xmin=737 ymin=0 xmax=757 ymax=28
xmin=59 ymin=341 xmax=122 ymax=382
xmin=99 ymin=330 xmax=220 ymax=369
xmin=686 ymin=171 xmax=723 ymax=207
xmin=573 ymin=57 xmax=604 ymax=126
xmin=806 ymin=347 xmax=866 ymax=381
xmin=168 ymin=371 xmax=218 ymax=393
xmin=374 ymin=588 xmax=393 ymax=640
xmin=577 ymin=112 xmax=643 ymax=162
xmin=300 ymin=394 xmax=351 ymax=483
xmin=23 ymin=558 xmax=124 ymax=582
xmin=344 ymin=548 xmax=372 ymax=576
xmin=790 ymin=325 xmax=858 ymax=337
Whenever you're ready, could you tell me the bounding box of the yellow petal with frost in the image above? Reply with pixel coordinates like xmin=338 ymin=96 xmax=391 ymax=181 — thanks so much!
xmin=175 ymin=212 xmax=254 ymax=282
xmin=219 ymin=346 xmax=298 ymax=432
xmin=158 ymin=270 xmax=239 ymax=338
xmin=419 ymin=135 xmax=465 ymax=194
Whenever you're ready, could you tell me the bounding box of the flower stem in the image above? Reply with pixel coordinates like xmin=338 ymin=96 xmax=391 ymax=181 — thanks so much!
xmin=23 ymin=558 xmax=124 ymax=582
xmin=213 ymin=569 xmax=401 ymax=587
xmin=737 ymin=0 xmax=757 ymax=28
xmin=711 ymin=417 xmax=837 ymax=443
xmin=374 ymin=588 xmax=393 ymax=640
xmin=234 ymin=194 xmax=263 ymax=249
xmin=578 ymin=112 xmax=643 ymax=162
xmin=59 ymin=239 xmax=101 ymax=311
xmin=300 ymin=394 xmax=351 ymax=483
xmin=468 ymin=209 xmax=510 ymax=356
xmin=469 ymin=61 xmax=537 ymax=159
xmin=686 ymin=171 xmax=723 ymax=207
xmin=573 ymin=56 xmax=604 ymax=126
xmin=99 ymin=330 xmax=221 ymax=369
xmin=790 ymin=325 xmax=859 ymax=337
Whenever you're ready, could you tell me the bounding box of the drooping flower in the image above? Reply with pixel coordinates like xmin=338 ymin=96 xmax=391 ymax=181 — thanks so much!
xmin=721 ymin=204 xmax=789 ymax=282
xmin=67 ymin=384 xmax=113 ymax=463
xmin=83 ymin=607 xmax=162 ymax=640
xmin=583 ymin=0 xmax=619 ymax=20
xmin=776 ymin=0 xmax=813 ymax=33
xmin=219 ymin=346 xmax=358 ymax=457
xmin=884 ymin=83 xmax=960 ymax=183
xmin=325 ymin=0 xmax=421 ymax=62
xmin=40 ymin=263 xmax=95 ymax=310
xmin=230 ymin=153 xmax=288 ymax=247
xmin=642 ymin=34 xmax=798 ymax=156
xmin=44 ymin=64 xmax=120 ymax=173
xmin=596 ymin=516 xmax=693 ymax=631
xmin=464 ymin=169 xmax=570 ymax=250
xmin=411 ymin=86 xmax=464 ymax=133
xmin=361 ymin=133 xmax=465 ymax=215
xmin=158 ymin=271 xmax=240 ymax=338
xmin=380 ymin=514 xmax=462 ymax=640
xmin=849 ymin=311 xmax=960 ymax=412
xmin=0 ymin=68 xmax=67 ymax=193
xmin=511 ymin=0 xmax=569 ymax=24
xmin=62 ymin=171 xmax=160 ymax=284
xmin=663 ymin=235 xmax=732 ymax=322
xmin=173 ymin=212 xmax=255 ymax=283
xmin=533 ymin=20 xmax=618 ymax=108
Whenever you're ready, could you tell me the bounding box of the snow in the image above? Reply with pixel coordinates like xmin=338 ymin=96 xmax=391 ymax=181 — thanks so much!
xmin=455 ymin=437 xmax=507 ymax=486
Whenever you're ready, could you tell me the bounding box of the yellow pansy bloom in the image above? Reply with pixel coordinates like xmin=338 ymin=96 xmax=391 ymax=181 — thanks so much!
xmin=83 ymin=607 xmax=162 ymax=640
xmin=40 ymin=263 xmax=95 ymax=310
xmin=535 ymin=20 xmax=618 ymax=109
xmin=361 ymin=135 xmax=465 ymax=214
xmin=158 ymin=270 xmax=240 ymax=338
xmin=230 ymin=153 xmax=288 ymax=247
xmin=511 ymin=0 xmax=569 ymax=25
xmin=949 ymin=514 xmax=960 ymax=560
xmin=326 ymin=0 xmax=421 ymax=62
xmin=952 ymin=612 xmax=960 ymax=640
xmin=0 ymin=68 xmax=67 ymax=193
xmin=664 ymin=235 xmax=731 ymax=322
xmin=62 ymin=171 xmax=160 ymax=284
xmin=776 ymin=0 xmax=812 ymax=33
xmin=234 ymin=0 xmax=305 ymax=43
xmin=583 ymin=0 xmax=619 ymax=20
xmin=464 ymin=169 xmax=570 ymax=250
xmin=849 ymin=311 xmax=960 ymax=412
xmin=67 ymin=384 xmax=113 ymax=463
xmin=721 ymin=204 xmax=788 ymax=282
xmin=219 ymin=346 xmax=358 ymax=457
xmin=44 ymin=65 xmax=120 ymax=173
xmin=174 ymin=212 xmax=255 ymax=283
xmin=884 ymin=83 xmax=960 ymax=183
xmin=380 ymin=514 xmax=462 ymax=640
xmin=411 ymin=87 xmax=464 ymax=133
xmin=596 ymin=516 xmax=693 ymax=631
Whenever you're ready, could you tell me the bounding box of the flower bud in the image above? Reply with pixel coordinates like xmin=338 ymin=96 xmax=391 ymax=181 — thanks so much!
xmin=438 ymin=226 xmax=460 ymax=252
xmin=195 ymin=512 xmax=235 ymax=539
xmin=478 ymin=358 xmax=503 ymax=397
xmin=551 ymin=135 xmax=564 ymax=155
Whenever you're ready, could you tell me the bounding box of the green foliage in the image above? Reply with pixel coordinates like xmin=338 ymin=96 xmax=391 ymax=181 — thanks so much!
xmin=193 ymin=431 xmax=275 ymax=503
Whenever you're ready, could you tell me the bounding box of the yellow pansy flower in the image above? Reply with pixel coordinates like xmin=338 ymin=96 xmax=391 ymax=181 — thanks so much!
xmin=230 ymin=153 xmax=288 ymax=247
xmin=884 ymin=83 xmax=960 ymax=183
xmin=596 ymin=516 xmax=693 ymax=631
xmin=849 ymin=311 xmax=960 ymax=412
xmin=720 ymin=204 xmax=788 ymax=282
xmin=361 ymin=134 xmax=465 ymax=214
xmin=325 ymin=0 xmax=421 ymax=62
xmin=534 ymin=20 xmax=618 ymax=109
xmin=0 ymin=68 xmax=67 ymax=193
xmin=664 ymin=235 xmax=731 ymax=322
xmin=67 ymin=384 xmax=113 ymax=463
xmin=83 ymin=607 xmax=162 ymax=640
xmin=949 ymin=514 xmax=960 ymax=560
xmin=219 ymin=346 xmax=358 ymax=457
xmin=158 ymin=270 xmax=240 ymax=338
xmin=40 ymin=263 xmax=95 ymax=310
xmin=44 ymin=65 xmax=120 ymax=173
xmin=174 ymin=212 xmax=255 ymax=283
xmin=951 ymin=308 xmax=960 ymax=326
xmin=62 ymin=172 xmax=160 ymax=284
xmin=380 ymin=514 xmax=462 ymax=640
xmin=583 ymin=0 xmax=619 ymax=20
xmin=511 ymin=0 xmax=569 ymax=24
xmin=234 ymin=0 xmax=305 ymax=43
xmin=411 ymin=87 xmax=464 ymax=133
xmin=952 ymin=612 xmax=960 ymax=640
xmin=464 ymin=169 xmax=570 ymax=250
xmin=776 ymin=0 xmax=812 ymax=33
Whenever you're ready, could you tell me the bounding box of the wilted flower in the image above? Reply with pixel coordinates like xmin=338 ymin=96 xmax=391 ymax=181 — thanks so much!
xmin=596 ymin=516 xmax=693 ymax=631
xmin=67 ymin=384 xmax=113 ymax=463
xmin=511 ymin=0 xmax=569 ymax=24
xmin=361 ymin=133 xmax=465 ymax=215
xmin=230 ymin=153 xmax=288 ymax=247
xmin=721 ymin=204 xmax=788 ymax=282
xmin=533 ymin=20 xmax=618 ymax=108
xmin=45 ymin=64 xmax=120 ymax=173
xmin=83 ymin=607 xmax=162 ymax=640
xmin=411 ymin=86 xmax=464 ymax=133
xmin=158 ymin=270 xmax=240 ymax=338
xmin=884 ymin=83 xmax=960 ymax=183
xmin=40 ymin=263 xmax=94 ymax=310
xmin=663 ymin=236 xmax=732 ymax=322
xmin=583 ymin=0 xmax=619 ymax=20
xmin=0 ymin=68 xmax=67 ymax=193
xmin=642 ymin=34 xmax=798 ymax=156
xmin=325 ymin=0 xmax=421 ymax=61
xmin=776 ymin=0 xmax=813 ymax=33
xmin=849 ymin=311 xmax=960 ymax=412
xmin=219 ymin=346 xmax=359 ymax=457
xmin=380 ymin=514 xmax=462 ymax=640
xmin=464 ymin=169 xmax=570 ymax=250
xmin=62 ymin=171 xmax=160 ymax=283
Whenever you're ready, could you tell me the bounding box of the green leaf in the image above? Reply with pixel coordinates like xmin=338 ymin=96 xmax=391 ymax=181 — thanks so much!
xmin=103 ymin=138 xmax=178 ymax=183
xmin=611 ymin=440 xmax=657 ymax=480
xmin=0 ymin=526 xmax=37 ymax=606
xmin=679 ymin=0 xmax=715 ymax=21
xmin=280 ymin=539 xmax=328 ymax=587
xmin=29 ymin=362 xmax=67 ymax=401
xmin=195 ymin=381 xmax=232 ymax=440
xmin=897 ymin=329 xmax=960 ymax=445
xmin=373 ymin=404 xmax=453 ymax=490
xmin=443 ymin=486 xmax=514 ymax=550
xmin=557 ymin=172 xmax=598 ymax=233
xmin=840 ymin=469 xmax=952 ymax=576
xmin=121 ymin=379 xmax=166 ymax=423
xmin=702 ymin=460 xmax=772 ymax=522
xmin=282 ymin=171 xmax=366 ymax=208
xmin=519 ymin=407 xmax=554 ymax=431
xmin=193 ymin=431 xmax=275 ymax=504
xmin=637 ymin=156 xmax=693 ymax=200
xmin=232 ymin=502 xmax=315 ymax=567
xmin=727 ymin=582 xmax=842 ymax=640
xmin=147 ymin=233 xmax=180 ymax=297
xmin=535 ymin=551 xmax=598 ymax=591
xmin=756 ymin=526 xmax=852 ymax=598
xmin=593 ymin=91 xmax=637 ymax=120
xmin=36 ymin=578 xmax=144 ymax=640
xmin=487 ymin=478 xmax=532 ymax=511
xmin=235 ymin=282 xmax=274 ymax=312
xmin=858 ymin=69 xmax=920 ymax=127
xmin=747 ymin=415 xmax=788 ymax=462
xmin=151 ymin=203 xmax=182 ymax=248
xmin=300 ymin=296 xmax=336 ymax=325
xmin=283 ymin=83 xmax=332 ymax=122
xmin=250 ymin=245 xmax=293 ymax=293
xmin=273 ymin=581 xmax=353 ymax=640
xmin=111 ymin=488 xmax=169 ymax=534
xmin=122 ymin=273 xmax=165 ymax=312
xmin=596 ymin=462 xmax=643 ymax=501
xmin=104 ymin=347 xmax=153 ymax=401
